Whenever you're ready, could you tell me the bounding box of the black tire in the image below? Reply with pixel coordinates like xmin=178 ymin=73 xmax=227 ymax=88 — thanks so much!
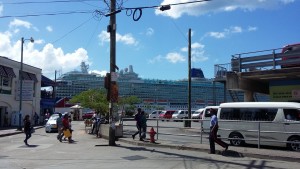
xmin=229 ymin=132 xmax=245 ymax=146
xmin=287 ymin=137 xmax=300 ymax=151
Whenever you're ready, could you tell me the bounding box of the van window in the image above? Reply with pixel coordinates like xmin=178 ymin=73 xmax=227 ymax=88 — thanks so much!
xmin=220 ymin=108 xmax=277 ymax=121
xmin=283 ymin=109 xmax=300 ymax=121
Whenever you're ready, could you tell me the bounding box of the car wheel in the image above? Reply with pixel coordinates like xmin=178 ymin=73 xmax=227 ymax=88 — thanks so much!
xmin=229 ymin=132 xmax=245 ymax=146
xmin=287 ymin=136 xmax=300 ymax=151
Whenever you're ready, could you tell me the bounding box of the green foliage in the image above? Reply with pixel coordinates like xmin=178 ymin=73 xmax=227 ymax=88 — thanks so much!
xmin=117 ymin=96 xmax=140 ymax=117
xmin=69 ymin=89 xmax=109 ymax=115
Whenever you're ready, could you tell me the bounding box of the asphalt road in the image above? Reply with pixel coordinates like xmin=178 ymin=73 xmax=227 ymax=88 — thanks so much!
xmin=0 ymin=121 xmax=299 ymax=169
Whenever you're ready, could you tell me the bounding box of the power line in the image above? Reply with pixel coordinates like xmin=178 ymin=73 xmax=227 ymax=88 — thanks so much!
xmin=1 ymin=0 xmax=100 ymax=5
xmin=51 ymin=16 xmax=95 ymax=44
xmin=0 ymin=10 xmax=94 ymax=18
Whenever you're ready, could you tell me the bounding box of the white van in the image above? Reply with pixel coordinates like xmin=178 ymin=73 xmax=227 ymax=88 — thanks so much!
xmin=217 ymin=102 xmax=300 ymax=151
xmin=201 ymin=106 xmax=219 ymax=132
xmin=172 ymin=110 xmax=188 ymax=121
xmin=148 ymin=110 xmax=162 ymax=118
xmin=192 ymin=108 xmax=204 ymax=119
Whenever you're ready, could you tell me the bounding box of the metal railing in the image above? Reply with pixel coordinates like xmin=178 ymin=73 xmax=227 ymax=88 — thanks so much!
xmin=121 ymin=117 xmax=300 ymax=151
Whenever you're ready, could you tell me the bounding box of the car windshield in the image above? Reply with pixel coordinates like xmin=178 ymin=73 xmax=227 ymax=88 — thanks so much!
xmin=49 ymin=115 xmax=59 ymax=120
xmin=173 ymin=111 xmax=179 ymax=115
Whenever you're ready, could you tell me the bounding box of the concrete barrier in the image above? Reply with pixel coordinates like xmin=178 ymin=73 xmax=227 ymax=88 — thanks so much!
xmin=100 ymin=124 xmax=123 ymax=139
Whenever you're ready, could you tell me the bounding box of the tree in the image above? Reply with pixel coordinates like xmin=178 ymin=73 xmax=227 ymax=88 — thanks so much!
xmin=69 ymin=89 xmax=109 ymax=116
xmin=117 ymin=96 xmax=140 ymax=117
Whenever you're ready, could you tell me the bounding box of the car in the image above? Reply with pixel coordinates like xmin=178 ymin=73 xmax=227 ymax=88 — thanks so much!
xmin=281 ymin=43 xmax=300 ymax=68
xmin=45 ymin=112 xmax=69 ymax=133
xmin=192 ymin=108 xmax=204 ymax=119
xmin=148 ymin=110 xmax=162 ymax=118
xmin=45 ymin=114 xmax=60 ymax=133
xmin=159 ymin=110 xmax=175 ymax=120
xmin=172 ymin=110 xmax=188 ymax=121
xmin=82 ymin=112 xmax=94 ymax=120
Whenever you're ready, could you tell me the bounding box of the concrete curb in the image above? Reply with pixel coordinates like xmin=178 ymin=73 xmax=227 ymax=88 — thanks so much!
xmin=118 ymin=137 xmax=300 ymax=163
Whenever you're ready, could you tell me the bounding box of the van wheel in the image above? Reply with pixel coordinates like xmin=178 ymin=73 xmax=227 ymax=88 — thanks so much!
xmin=229 ymin=132 xmax=245 ymax=146
xmin=287 ymin=137 xmax=300 ymax=151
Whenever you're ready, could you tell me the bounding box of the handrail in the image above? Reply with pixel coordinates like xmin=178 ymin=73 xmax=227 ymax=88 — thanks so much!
xmin=122 ymin=117 xmax=300 ymax=150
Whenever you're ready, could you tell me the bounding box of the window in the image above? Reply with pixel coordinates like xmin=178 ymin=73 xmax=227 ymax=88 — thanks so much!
xmin=283 ymin=109 xmax=300 ymax=121
xmin=220 ymin=108 xmax=277 ymax=121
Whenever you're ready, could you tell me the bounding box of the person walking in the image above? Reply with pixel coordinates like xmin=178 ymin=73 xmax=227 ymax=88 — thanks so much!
xmin=140 ymin=111 xmax=147 ymax=141
xmin=209 ymin=108 xmax=229 ymax=154
xmin=23 ymin=115 xmax=32 ymax=146
xmin=33 ymin=112 xmax=39 ymax=126
xmin=132 ymin=108 xmax=142 ymax=140
xmin=56 ymin=113 xmax=63 ymax=142
xmin=62 ymin=114 xmax=74 ymax=143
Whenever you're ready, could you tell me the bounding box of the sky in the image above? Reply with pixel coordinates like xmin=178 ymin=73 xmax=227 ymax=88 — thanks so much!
xmin=0 ymin=0 xmax=299 ymax=81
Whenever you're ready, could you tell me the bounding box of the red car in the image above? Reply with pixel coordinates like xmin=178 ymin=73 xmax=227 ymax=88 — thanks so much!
xmin=281 ymin=43 xmax=300 ymax=68
xmin=159 ymin=110 xmax=175 ymax=120
xmin=82 ymin=112 xmax=94 ymax=120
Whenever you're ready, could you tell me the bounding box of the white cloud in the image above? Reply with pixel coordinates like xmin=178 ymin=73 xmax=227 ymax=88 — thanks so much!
xmin=0 ymin=4 xmax=3 ymax=15
xmin=209 ymin=32 xmax=226 ymax=39
xmin=89 ymin=70 xmax=107 ymax=76
xmin=207 ymin=26 xmax=249 ymax=39
xmin=146 ymin=28 xmax=154 ymax=36
xmin=98 ymin=31 xmax=138 ymax=46
xmin=165 ymin=52 xmax=185 ymax=63
xmin=155 ymin=0 xmax=295 ymax=19
xmin=180 ymin=42 xmax=208 ymax=62
xmin=9 ymin=19 xmax=32 ymax=29
xmin=0 ymin=31 xmax=89 ymax=79
xmin=248 ymin=26 xmax=258 ymax=31
xmin=148 ymin=55 xmax=163 ymax=64
xmin=46 ymin=26 xmax=53 ymax=32
xmin=116 ymin=33 xmax=138 ymax=45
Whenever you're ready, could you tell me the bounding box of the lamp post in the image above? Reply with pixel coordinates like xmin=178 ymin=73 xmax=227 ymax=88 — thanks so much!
xmin=18 ymin=37 xmax=34 ymax=131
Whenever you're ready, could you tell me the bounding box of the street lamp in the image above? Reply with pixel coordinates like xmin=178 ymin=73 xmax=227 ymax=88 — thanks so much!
xmin=18 ymin=37 xmax=34 ymax=131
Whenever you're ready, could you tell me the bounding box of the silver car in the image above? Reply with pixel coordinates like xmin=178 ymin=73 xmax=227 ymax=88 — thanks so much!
xmin=45 ymin=114 xmax=60 ymax=133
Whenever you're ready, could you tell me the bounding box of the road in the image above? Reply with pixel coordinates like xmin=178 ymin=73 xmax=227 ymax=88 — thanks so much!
xmin=0 ymin=121 xmax=298 ymax=169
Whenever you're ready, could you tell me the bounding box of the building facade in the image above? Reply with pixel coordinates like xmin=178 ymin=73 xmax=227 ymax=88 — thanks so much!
xmin=0 ymin=56 xmax=41 ymax=127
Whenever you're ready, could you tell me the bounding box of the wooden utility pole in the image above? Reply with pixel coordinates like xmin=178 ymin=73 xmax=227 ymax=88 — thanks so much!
xmin=185 ymin=28 xmax=192 ymax=127
xmin=108 ymin=0 xmax=117 ymax=146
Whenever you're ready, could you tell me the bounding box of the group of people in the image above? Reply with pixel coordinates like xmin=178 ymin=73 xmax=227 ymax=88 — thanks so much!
xmin=56 ymin=113 xmax=74 ymax=143
xmin=22 ymin=113 xmax=74 ymax=146
xmin=132 ymin=108 xmax=147 ymax=141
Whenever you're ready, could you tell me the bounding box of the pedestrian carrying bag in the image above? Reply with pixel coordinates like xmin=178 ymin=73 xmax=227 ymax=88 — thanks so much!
xmin=63 ymin=129 xmax=71 ymax=138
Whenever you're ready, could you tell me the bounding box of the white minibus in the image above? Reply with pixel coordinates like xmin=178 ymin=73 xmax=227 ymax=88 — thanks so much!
xmin=217 ymin=102 xmax=300 ymax=151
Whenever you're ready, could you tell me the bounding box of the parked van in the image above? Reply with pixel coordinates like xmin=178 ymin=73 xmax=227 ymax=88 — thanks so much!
xmin=201 ymin=106 xmax=219 ymax=132
xmin=148 ymin=110 xmax=162 ymax=118
xmin=217 ymin=102 xmax=300 ymax=151
xmin=192 ymin=108 xmax=204 ymax=119
xmin=172 ymin=110 xmax=188 ymax=121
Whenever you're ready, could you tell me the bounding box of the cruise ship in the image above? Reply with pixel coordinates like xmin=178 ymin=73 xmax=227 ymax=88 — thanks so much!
xmin=55 ymin=62 xmax=268 ymax=112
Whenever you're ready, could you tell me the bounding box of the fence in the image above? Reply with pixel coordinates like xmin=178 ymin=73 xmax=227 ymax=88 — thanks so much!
xmin=121 ymin=117 xmax=300 ymax=151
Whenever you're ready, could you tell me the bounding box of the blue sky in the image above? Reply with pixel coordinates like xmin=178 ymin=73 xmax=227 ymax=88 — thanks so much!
xmin=0 ymin=0 xmax=299 ymax=80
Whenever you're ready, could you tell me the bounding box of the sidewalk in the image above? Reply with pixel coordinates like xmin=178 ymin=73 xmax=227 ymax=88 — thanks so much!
xmin=0 ymin=126 xmax=44 ymax=137
xmin=118 ymin=137 xmax=300 ymax=163
xmin=1 ymin=126 xmax=299 ymax=163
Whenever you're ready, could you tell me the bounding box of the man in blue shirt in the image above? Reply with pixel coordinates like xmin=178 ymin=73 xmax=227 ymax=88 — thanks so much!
xmin=209 ymin=108 xmax=228 ymax=154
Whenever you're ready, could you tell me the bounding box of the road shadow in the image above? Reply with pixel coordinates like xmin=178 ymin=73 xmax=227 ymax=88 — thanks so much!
xmin=19 ymin=144 xmax=39 ymax=148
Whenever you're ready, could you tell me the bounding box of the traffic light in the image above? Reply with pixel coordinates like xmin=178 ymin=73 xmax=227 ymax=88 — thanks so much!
xmin=104 ymin=73 xmax=111 ymax=90
xmin=104 ymin=73 xmax=111 ymax=101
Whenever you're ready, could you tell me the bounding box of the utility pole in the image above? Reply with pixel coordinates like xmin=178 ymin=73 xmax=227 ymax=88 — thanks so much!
xmin=185 ymin=28 xmax=192 ymax=128
xmin=108 ymin=0 xmax=117 ymax=146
